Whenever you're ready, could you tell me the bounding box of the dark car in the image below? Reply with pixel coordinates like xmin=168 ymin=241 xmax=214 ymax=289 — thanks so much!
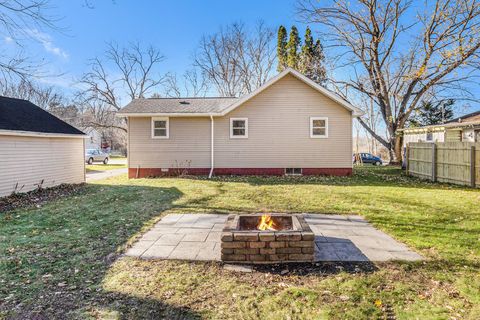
xmin=353 ymin=153 xmax=383 ymax=166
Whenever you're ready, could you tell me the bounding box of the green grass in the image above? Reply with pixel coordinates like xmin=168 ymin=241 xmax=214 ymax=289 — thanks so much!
xmin=86 ymin=163 xmax=126 ymax=172
xmin=1 ymin=167 xmax=479 ymax=319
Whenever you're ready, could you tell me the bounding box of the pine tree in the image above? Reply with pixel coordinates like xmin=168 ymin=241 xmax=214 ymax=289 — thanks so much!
xmin=308 ymin=39 xmax=327 ymax=85
xmin=286 ymin=26 xmax=300 ymax=70
xmin=300 ymin=26 xmax=314 ymax=74
xmin=409 ymin=100 xmax=455 ymax=126
xmin=277 ymin=26 xmax=288 ymax=72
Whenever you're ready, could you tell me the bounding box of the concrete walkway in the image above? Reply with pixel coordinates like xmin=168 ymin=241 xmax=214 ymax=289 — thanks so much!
xmin=125 ymin=214 xmax=422 ymax=262
xmin=86 ymin=168 xmax=127 ymax=182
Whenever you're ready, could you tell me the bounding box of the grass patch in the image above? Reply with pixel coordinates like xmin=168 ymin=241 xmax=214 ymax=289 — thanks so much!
xmin=1 ymin=166 xmax=479 ymax=319
xmin=86 ymin=163 xmax=126 ymax=172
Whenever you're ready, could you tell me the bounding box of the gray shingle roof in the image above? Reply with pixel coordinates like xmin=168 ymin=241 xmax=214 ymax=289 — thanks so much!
xmin=0 ymin=96 xmax=85 ymax=135
xmin=118 ymin=97 xmax=238 ymax=115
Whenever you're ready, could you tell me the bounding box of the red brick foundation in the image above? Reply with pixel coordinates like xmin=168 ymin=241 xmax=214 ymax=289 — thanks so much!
xmin=128 ymin=167 xmax=352 ymax=178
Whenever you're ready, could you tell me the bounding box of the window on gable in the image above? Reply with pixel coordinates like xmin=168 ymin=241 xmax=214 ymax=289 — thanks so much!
xmin=152 ymin=117 xmax=169 ymax=139
xmin=230 ymin=118 xmax=248 ymax=138
xmin=310 ymin=117 xmax=328 ymax=138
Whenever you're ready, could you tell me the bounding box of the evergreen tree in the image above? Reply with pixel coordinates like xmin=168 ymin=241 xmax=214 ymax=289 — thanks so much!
xmin=409 ymin=99 xmax=455 ymax=126
xmin=286 ymin=26 xmax=300 ymax=70
xmin=300 ymin=27 xmax=314 ymax=73
xmin=308 ymin=39 xmax=327 ymax=85
xmin=277 ymin=25 xmax=288 ymax=72
xmin=277 ymin=25 xmax=327 ymax=84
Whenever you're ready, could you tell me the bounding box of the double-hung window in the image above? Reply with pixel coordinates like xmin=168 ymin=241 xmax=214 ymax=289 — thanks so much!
xmin=230 ymin=118 xmax=248 ymax=138
xmin=310 ymin=117 xmax=328 ymax=138
xmin=151 ymin=117 xmax=169 ymax=139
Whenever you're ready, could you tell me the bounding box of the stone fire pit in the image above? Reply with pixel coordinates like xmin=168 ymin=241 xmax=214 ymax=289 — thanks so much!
xmin=221 ymin=214 xmax=315 ymax=264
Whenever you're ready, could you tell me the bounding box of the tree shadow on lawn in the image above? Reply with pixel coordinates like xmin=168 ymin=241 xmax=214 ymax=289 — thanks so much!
xmin=81 ymin=292 xmax=201 ymax=320
xmin=0 ymin=183 xmax=202 ymax=319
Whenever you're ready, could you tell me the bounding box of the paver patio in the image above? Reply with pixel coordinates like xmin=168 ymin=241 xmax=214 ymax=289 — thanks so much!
xmin=125 ymin=214 xmax=422 ymax=262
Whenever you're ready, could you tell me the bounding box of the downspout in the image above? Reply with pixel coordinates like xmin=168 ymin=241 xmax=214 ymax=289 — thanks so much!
xmin=209 ymin=115 xmax=215 ymax=178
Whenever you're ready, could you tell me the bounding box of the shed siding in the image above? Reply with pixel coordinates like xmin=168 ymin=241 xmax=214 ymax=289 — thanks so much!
xmin=0 ymin=135 xmax=84 ymax=197
xmin=445 ymin=130 xmax=462 ymax=142
xmin=128 ymin=74 xmax=353 ymax=171
xmin=403 ymin=132 xmax=445 ymax=148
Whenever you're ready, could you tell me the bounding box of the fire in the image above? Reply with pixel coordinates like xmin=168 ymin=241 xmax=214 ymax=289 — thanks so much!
xmin=257 ymin=214 xmax=279 ymax=231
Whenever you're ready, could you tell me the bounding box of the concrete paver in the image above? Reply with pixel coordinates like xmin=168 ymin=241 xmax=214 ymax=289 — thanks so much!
xmin=126 ymin=213 xmax=423 ymax=262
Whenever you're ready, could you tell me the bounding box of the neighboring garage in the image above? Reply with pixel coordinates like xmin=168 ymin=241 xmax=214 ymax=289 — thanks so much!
xmin=0 ymin=96 xmax=86 ymax=197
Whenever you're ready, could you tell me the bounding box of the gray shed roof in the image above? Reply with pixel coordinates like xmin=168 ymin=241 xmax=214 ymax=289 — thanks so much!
xmin=118 ymin=97 xmax=238 ymax=115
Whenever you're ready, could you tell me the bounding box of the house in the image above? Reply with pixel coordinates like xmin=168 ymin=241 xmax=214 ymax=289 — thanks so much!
xmin=81 ymin=127 xmax=103 ymax=150
xmin=401 ymin=110 xmax=480 ymax=147
xmin=0 ymin=96 xmax=86 ymax=197
xmin=117 ymin=68 xmax=363 ymax=178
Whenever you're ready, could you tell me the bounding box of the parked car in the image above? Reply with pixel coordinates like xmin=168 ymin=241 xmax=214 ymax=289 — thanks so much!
xmin=85 ymin=149 xmax=109 ymax=165
xmin=353 ymin=153 xmax=383 ymax=166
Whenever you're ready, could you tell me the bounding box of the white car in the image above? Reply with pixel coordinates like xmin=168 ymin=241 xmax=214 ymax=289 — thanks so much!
xmin=85 ymin=149 xmax=109 ymax=165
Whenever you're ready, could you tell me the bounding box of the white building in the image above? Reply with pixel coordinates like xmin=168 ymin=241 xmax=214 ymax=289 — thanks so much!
xmin=401 ymin=111 xmax=480 ymax=148
xmin=0 ymin=96 xmax=86 ymax=197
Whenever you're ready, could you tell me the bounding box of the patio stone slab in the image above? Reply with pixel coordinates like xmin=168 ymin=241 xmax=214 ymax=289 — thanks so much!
xmin=127 ymin=213 xmax=423 ymax=262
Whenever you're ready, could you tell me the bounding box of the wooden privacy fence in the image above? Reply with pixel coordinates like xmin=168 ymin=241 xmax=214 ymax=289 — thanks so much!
xmin=407 ymin=142 xmax=480 ymax=187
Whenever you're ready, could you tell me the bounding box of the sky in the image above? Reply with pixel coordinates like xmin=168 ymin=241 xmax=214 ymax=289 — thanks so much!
xmin=5 ymin=0 xmax=301 ymax=93
xmin=2 ymin=0 xmax=478 ymax=118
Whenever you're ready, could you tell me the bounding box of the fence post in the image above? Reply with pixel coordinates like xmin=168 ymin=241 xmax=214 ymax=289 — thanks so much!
xmin=406 ymin=144 xmax=410 ymax=175
xmin=471 ymin=145 xmax=476 ymax=188
xmin=432 ymin=143 xmax=437 ymax=182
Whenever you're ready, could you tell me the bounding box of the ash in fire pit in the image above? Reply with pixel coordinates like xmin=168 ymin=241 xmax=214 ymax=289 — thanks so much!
xmin=221 ymin=214 xmax=314 ymax=264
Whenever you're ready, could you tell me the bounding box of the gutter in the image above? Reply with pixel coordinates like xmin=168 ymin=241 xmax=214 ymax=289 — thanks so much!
xmin=209 ymin=115 xmax=215 ymax=179
xmin=0 ymin=129 xmax=87 ymax=139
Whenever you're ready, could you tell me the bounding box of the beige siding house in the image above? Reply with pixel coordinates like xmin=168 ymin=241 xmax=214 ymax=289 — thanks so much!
xmin=118 ymin=68 xmax=363 ymax=178
xmin=0 ymin=97 xmax=86 ymax=197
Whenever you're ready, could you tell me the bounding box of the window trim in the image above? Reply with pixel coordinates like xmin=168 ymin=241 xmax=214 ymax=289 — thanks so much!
xmin=310 ymin=117 xmax=328 ymax=138
xmin=151 ymin=117 xmax=169 ymax=139
xmin=285 ymin=168 xmax=302 ymax=176
xmin=230 ymin=117 xmax=248 ymax=139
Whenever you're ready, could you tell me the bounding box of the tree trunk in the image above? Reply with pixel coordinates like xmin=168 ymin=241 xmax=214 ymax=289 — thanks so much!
xmin=389 ymin=135 xmax=403 ymax=164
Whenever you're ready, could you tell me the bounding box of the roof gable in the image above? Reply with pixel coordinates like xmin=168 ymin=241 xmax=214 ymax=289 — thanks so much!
xmin=117 ymin=68 xmax=363 ymax=117
xmin=222 ymin=68 xmax=363 ymax=117
xmin=0 ymin=96 xmax=85 ymax=136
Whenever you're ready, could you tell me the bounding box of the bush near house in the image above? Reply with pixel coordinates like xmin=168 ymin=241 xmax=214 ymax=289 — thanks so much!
xmin=0 ymin=167 xmax=479 ymax=319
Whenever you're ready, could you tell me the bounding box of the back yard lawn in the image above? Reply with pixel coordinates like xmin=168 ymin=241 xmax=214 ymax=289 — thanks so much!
xmin=1 ymin=167 xmax=479 ymax=319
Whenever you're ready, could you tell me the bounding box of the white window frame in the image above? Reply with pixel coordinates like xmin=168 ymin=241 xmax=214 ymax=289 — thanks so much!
xmin=285 ymin=168 xmax=303 ymax=176
xmin=151 ymin=117 xmax=169 ymax=139
xmin=230 ymin=117 xmax=248 ymax=139
xmin=310 ymin=117 xmax=328 ymax=138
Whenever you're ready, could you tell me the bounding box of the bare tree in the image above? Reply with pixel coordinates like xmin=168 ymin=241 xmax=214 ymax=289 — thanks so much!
xmin=0 ymin=0 xmax=60 ymax=81
xmin=163 ymin=68 xmax=209 ymax=97
xmin=0 ymin=79 xmax=66 ymax=109
xmin=79 ymin=99 xmax=125 ymax=132
xmin=77 ymin=42 xmax=167 ymax=131
xmin=194 ymin=21 xmax=276 ymax=97
xmin=298 ymin=0 xmax=480 ymax=162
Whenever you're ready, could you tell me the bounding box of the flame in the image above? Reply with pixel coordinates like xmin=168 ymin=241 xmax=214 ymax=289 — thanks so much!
xmin=257 ymin=214 xmax=279 ymax=231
